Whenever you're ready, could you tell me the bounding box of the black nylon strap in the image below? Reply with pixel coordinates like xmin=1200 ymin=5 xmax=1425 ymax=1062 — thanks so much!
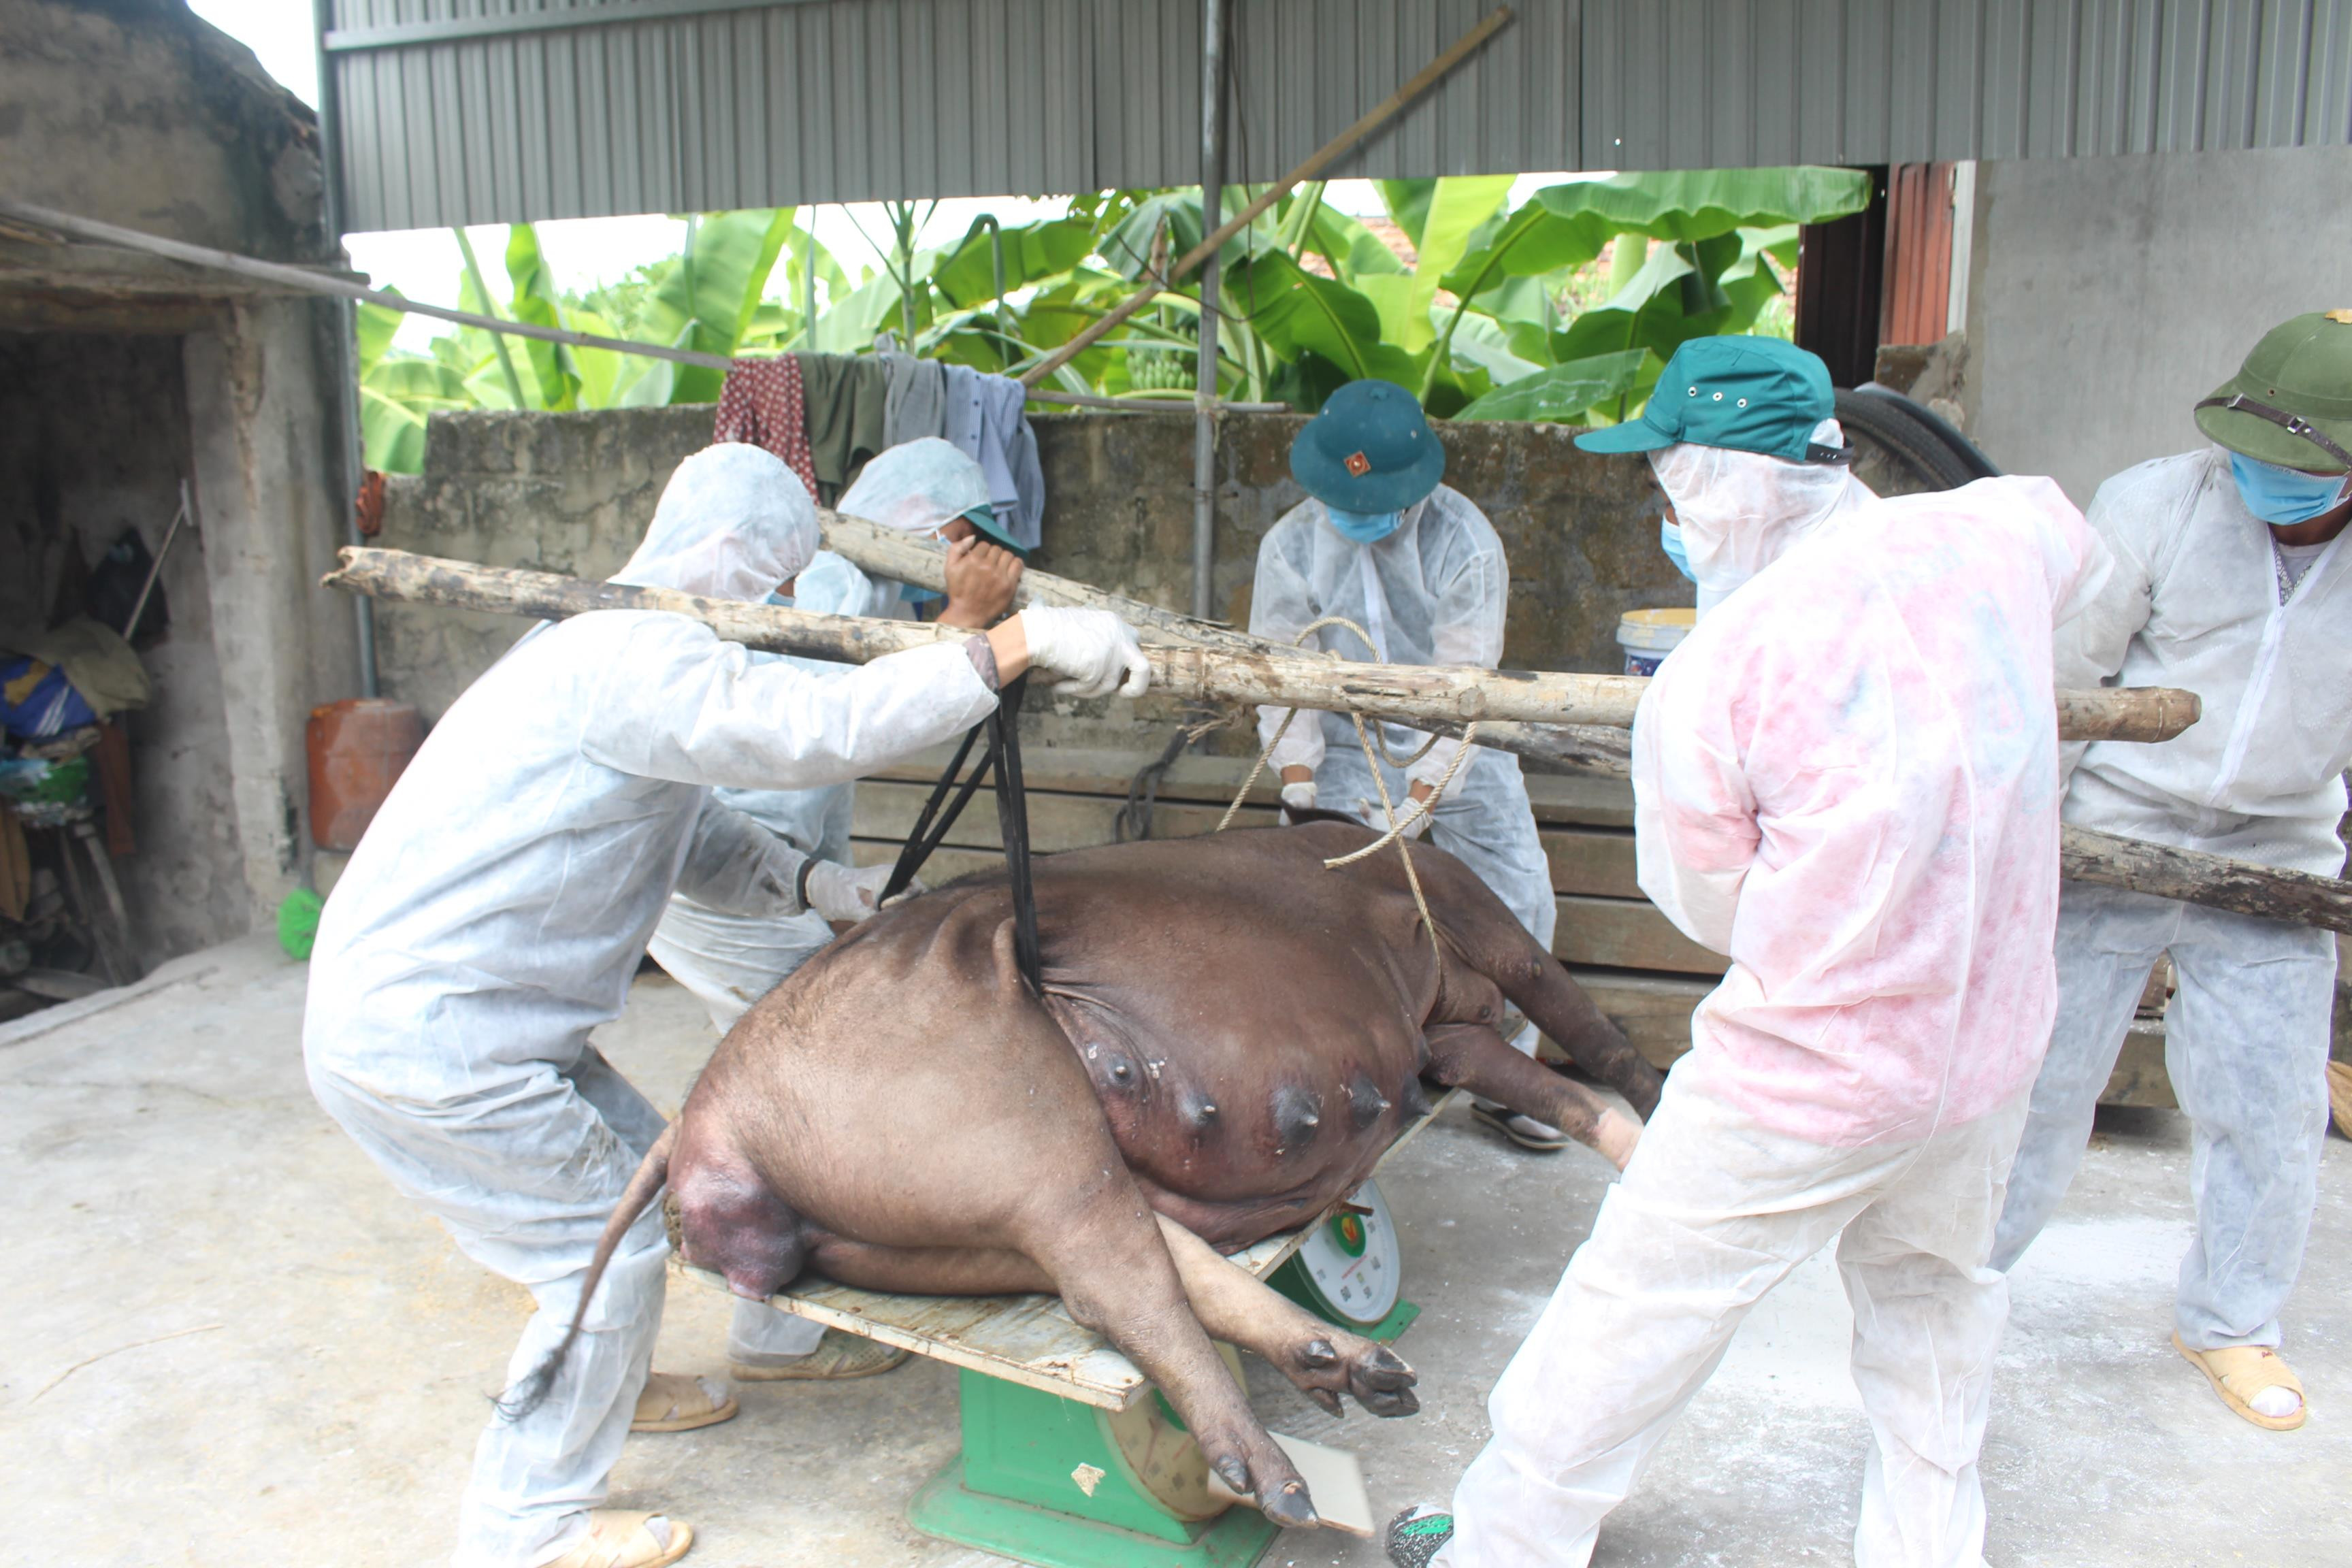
xmin=988 ymin=672 xmax=1044 ymax=996
xmin=880 ymin=722 xmax=991 ymax=904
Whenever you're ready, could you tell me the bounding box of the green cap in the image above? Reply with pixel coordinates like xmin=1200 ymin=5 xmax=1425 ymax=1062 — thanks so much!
xmin=960 ymin=503 xmax=1027 ymax=557
xmin=2193 ymin=311 xmax=2352 ymax=474
xmin=1576 ymin=336 xmax=1835 ymax=461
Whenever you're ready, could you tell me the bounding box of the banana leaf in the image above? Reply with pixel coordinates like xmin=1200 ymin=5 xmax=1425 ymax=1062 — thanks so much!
xmin=1396 ymin=176 xmax=1514 ymax=353
xmin=503 ymin=223 xmax=581 ymax=411
xmin=1222 ymin=252 xmax=1391 ymax=382
xmin=359 ymin=387 xmax=427 ymax=473
xmin=931 ymin=217 xmax=1096 ymax=308
xmin=1454 ymin=350 xmax=1648 ymax=423
xmin=1533 ymin=167 xmax=1871 ymax=243
xmin=640 ymin=210 xmax=794 ymax=402
xmin=1375 ymin=180 xmax=1435 ymax=248
xmin=355 ymin=299 xmax=404 ymax=374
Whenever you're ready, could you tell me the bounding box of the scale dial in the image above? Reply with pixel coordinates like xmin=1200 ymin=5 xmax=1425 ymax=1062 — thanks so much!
xmin=1292 ymin=1179 xmax=1403 ymax=1326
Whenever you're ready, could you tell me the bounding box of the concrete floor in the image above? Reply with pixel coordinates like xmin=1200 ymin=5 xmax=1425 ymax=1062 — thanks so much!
xmin=5 ymin=936 xmax=2348 ymax=1567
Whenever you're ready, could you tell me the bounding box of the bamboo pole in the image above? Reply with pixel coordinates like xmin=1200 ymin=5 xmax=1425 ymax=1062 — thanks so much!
xmin=1015 ymin=7 xmax=1516 ymax=389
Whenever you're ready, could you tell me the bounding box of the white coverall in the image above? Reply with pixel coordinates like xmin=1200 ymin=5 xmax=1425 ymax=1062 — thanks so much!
xmin=1991 ymin=448 xmax=2348 ymax=1356
xmin=1250 ymin=486 xmax=1557 ymax=975
xmin=1442 ymin=466 xmax=2106 ymax=1568
xmin=303 ymin=446 xmax=1003 ymax=1568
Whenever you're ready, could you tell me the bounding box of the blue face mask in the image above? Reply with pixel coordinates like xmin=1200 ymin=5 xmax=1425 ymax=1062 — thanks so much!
xmin=1324 ymin=505 xmax=1403 ymax=544
xmin=2230 ymin=452 xmax=2351 ymax=525
xmin=1659 ymin=519 xmax=1697 ymax=583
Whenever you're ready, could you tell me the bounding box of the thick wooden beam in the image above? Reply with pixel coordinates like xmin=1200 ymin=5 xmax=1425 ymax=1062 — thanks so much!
xmin=2061 ymin=826 xmax=2352 ymax=936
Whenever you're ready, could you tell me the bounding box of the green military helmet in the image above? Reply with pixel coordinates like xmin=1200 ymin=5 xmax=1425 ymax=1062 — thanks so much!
xmin=2194 ymin=310 xmax=2352 ymax=474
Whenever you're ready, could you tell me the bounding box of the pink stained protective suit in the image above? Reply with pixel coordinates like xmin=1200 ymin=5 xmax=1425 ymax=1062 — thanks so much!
xmin=1632 ymin=473 xmax=2110 ymax=1147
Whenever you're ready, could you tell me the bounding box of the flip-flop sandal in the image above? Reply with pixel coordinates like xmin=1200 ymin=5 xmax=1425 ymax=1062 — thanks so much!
xmin=732 ymin=1328 xmax=912 ymax=1382
xmin=630 ymin=1372 xmax=738 ymax=1433
xmin=2174 ymin=1333 xmax=2307 ymax=1431
xmin=537 ymin=1510 xmax=693 ymax=1568
xmin=1469 ymin=1101 xmax=1569 ymax=1152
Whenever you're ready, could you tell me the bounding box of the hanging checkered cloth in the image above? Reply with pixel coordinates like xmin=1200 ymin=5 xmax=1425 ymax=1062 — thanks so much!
xmin=713 ymin=356 xmax=819 ymax=500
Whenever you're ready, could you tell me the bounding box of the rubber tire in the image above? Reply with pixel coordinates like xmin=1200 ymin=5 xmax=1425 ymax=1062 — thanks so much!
xmin=1835 ymin=386 xmax=2001 ymax=493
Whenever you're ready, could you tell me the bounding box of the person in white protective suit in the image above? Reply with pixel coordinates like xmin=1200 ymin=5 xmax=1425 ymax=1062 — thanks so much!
xmin=1249 ymin=380 xmax=1567 ymax=1151
xmin=647 ymin=441 xmax=1027 ymax=1384
xmin=1386 ymin=336 xmax=2109 ymax=1568
xmin=835 ymin=434 xmax=1027 ymax=621
xmin=1991 ymin=310 xmax=2352 ymax=1433
xmin=303 ymin=443 xmax=1148 ymax=1568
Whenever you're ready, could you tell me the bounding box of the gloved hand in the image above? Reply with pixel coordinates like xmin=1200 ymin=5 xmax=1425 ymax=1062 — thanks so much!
xmin=1279 ymin=780 xmax=1318 ymax=824
xmin=1358 ymin=796 xmax=1432 ymax=842
xmin=1017 ymin=606 xmax=1152 ymax=699
xmin=802 ymin=860 xmax=898 ymax=925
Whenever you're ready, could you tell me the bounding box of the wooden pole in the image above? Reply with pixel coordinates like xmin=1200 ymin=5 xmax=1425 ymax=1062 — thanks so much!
xmin=324 ymin=547 xmax=2352 ymax=933
xmin=1015 ymin=7 xmax=1516 ymax=389
xmin=813 ymin=520 xmax=2198 ymax=745
xmin=2060 ymin=826 xmax=2352 ymax=936
xmin=328 ymin=544 xmax=2197 ymax=738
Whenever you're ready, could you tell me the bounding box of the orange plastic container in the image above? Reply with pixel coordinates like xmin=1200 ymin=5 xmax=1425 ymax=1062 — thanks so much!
xmin=307 ymin=698 xmax=423 ymax=851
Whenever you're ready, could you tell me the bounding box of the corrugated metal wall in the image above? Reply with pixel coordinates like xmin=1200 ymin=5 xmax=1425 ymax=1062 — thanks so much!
xmin=323 ymin=0 xmax=2352 ymax=232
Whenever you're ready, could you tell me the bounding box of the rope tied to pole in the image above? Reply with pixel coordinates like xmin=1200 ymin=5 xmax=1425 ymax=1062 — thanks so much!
xmin=1213 ymin=615 xmax=1479 ymax=964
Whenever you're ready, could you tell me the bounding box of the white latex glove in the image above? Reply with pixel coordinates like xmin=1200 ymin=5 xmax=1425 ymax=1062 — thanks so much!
xmin=1358 ymin=797 xmax=1431 ymax=842
xmin=803 ymin=860 xmax=898 ymax=925
xmin=1279 ymin=781 xmax=1318 ymax=822
xmin=1017 ymin=606 xmax=1152 ymax=699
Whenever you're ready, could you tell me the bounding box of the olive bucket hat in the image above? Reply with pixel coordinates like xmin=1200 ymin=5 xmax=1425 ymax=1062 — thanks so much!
xmin=1289 ymin=380 xmax=1447 ymax=512
xmin=2194 ymin=310 xmax=2352 ymax=474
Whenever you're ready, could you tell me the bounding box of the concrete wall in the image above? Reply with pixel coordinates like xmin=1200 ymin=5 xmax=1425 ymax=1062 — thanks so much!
xmin=372 ymin=408 xmax=1683 ymax=725
xmin=1963 ymin=145 xmax=2352 ymax=505
xmin=0 ymin=1 xmax=353 ymax=970
xmin=0 ymin=0 xmax=327 ymax=262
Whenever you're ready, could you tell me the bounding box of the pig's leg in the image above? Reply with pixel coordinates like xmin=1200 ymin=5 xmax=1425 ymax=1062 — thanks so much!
xmin=1422 ymin=1022 xmax=1640 ymax=1170
xmin=1411 ymin=849 xmax=1665 ymax=1120
xmin=1017 ymin=1171 xmax=1320 ymax=1527
xmin=1156 ymin=1215 xmax=1418 ymax=1418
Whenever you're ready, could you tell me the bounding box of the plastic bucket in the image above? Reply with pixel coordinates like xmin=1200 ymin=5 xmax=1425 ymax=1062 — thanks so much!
xmin=1617 ymin=608 xmax=1697 ymax=676
xmin=307 ymin=698 xmax=424 ymax=851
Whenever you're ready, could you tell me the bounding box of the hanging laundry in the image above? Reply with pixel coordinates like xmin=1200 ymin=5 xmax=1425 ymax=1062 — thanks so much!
xmin=712 ymin=357 xmax=819 ymax=500
xmin=796 ymin=353 xmax=891 ymax=500
xmin=881 ymin=351 xmax=947 ymax=446
xmin=941 ymin=364 xmax=1047 ymax=551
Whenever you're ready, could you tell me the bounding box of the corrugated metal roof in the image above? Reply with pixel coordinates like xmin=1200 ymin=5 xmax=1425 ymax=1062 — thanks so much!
xmin=323 ymin=0 xmax=2352 ymax=232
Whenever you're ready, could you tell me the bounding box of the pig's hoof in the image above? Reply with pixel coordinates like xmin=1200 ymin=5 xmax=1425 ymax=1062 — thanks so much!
xmin=1262 ymin=1477 xmax=1320 ymax=1529
xmin=1277 ymin=1333 xmax=1420 ymax=1418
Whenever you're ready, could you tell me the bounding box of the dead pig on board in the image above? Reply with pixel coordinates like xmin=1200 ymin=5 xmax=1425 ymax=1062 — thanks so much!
xmin=526 ymin=821 xmax=1663 ymax=1529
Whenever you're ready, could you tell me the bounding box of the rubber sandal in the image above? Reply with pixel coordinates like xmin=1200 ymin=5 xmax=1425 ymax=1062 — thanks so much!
xmin=630 ymin=1372 xmax=738 ymax=1433
xmin=1386 ymin=1504 xmax=1455 ymax=1568
xmin=2173 ymin=1333 xmax=2307 ymax=1431
xmin=536 ymin=1510 xmax=693 ymax=1568
xmin=1469 ymin=1100 xmax=1569 ymax=1152
xmin=731 ymin=1328 xmax=911 ymax=1382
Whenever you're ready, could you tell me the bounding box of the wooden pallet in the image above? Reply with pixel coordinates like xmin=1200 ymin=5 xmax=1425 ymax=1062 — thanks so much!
xmin=849 ymin=742 xmax=2174 ymax=1109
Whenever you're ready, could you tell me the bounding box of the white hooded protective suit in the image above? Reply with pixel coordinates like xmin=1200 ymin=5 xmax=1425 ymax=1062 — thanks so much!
xmin=1248 ymin=486 xmax=1557 ymax=981
xmin=304 ymin=445 xmax=1000 ymax=1568
xmin=1443 ymin=468 xmax=2105 ymax=1568
xmin=1993 ymin=446 xmax=2347 ymax=1357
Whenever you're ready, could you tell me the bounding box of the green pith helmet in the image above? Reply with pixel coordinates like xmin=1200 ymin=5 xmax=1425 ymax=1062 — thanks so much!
xmin=2193 ymin=310 xmax=2352 ymax=474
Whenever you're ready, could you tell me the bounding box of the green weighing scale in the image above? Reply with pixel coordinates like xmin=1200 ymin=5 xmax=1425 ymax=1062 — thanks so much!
xmin=686 ymin=1117 xmax=1440 ymax=1568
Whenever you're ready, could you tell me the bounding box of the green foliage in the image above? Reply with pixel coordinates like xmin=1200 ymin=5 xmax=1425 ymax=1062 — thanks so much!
xmin=351 ymin=167 xmax=1869 ymax=472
